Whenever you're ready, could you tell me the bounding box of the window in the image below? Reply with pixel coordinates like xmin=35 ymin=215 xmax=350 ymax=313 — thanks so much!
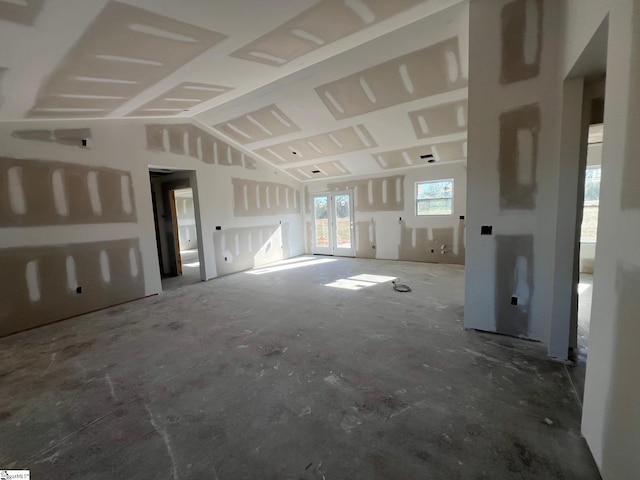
xmin=580 ymin=166 xmax=601 ymax=242
xmin=416 ymin=179 xmax=453 ymax=216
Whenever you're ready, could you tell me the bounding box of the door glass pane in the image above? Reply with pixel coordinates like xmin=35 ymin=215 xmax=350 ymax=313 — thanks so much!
xmin=334 ymin=194 xmax=352 ymax=249
xmin=314 ymin=196 xmax=329 ymax=248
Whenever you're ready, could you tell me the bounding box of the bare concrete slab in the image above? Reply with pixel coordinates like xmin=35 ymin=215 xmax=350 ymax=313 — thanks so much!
xmin=0 ymin=256 xmax=599 ymax=479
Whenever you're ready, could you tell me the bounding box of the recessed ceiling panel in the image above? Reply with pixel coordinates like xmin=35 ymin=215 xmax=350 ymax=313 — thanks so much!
xmin=316 ymin=37 xmax=467 ymax=120
xmin=128 ymin=82 xmax=231 ymax=117
xmin=230 ymin=0 xmax=424 ymax=66
xmin=0 ymin=0 xmax=44 ymax=26
xmin=408 ymin=100 xmax=468 ymax=139
xmin=431 ymin=139 xmax=467 ymax=162
xmin=285 ymin=160 xmax=351 ymax=181
xmin=374 ymin=146 xmax=433 ymax=170
xmin=214 ymin=104 xmax=300 ymax=145
xmin=27 ymin=2 xmax=226 ymax=118
xmin=255 ymin=124 xmax=376 ymax=165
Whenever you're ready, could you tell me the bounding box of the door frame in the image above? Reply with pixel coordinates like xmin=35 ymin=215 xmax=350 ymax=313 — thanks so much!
xmin=311 ymin=190 xmax=355 ymax=257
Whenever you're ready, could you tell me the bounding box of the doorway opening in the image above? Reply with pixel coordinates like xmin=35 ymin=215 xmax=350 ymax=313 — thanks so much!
xmin=312 ymin=191 xmax=355 ymax=257
xmin=149 ymin=167 xmax=204 ymax=290
xmin=572 ymin=116 xmax=604 ymax=400
xmin=559 ymin=72 xmax=606 ymax=402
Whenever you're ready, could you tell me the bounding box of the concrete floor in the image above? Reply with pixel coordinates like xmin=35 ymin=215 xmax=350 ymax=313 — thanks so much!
xmin=162 ymin=249 xmax=202 ymax=291
xmin=0 ymin=256 xmax=600 ymax=479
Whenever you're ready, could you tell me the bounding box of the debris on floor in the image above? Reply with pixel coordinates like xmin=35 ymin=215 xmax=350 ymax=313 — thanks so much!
xmin=392 ymin=278 xmax=412 ymax=292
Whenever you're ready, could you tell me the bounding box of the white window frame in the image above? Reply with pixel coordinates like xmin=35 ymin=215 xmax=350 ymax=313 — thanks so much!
xmin=415 ymin=179 xmax=454 ymax=216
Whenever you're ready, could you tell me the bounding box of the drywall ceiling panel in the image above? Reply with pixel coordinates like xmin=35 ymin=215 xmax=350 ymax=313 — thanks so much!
xmin=214 ymin=104 xmax=300 ymax=145
xmin=255 ymin=125 xmax=376 ymax=164
xmin=316 ymin=37 xmax=467 ymax=120
xmin=374 ymin=145 xmax=434 ymax=169
xmin=431 ymin=139 xmax=467 ymax=161
xmin=230 ymin=0 xmax=424 ymax=66
xmin=409 ymin=100 xmax=468 ymax=139
xmin=128 ymin=82 xmax=231 ymax=117
xmin=27 ymin=2 xmax=226 ymax=118
xmin=285 ymin=161 xmax=350 ymax=181
xmin=0 ymin=0 xmax=44 ymax=26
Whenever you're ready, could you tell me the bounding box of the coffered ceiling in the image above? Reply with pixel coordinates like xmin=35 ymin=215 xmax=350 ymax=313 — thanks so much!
xmin=0 ymin=0 xmax=469 ymax=181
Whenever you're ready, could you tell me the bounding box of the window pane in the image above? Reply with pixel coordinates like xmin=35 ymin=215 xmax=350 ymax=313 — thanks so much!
xmin=416 ymin=179 xmax=453 ymax=215
xmin=417 ymin=180 xmax=453 ymax=200
xmin=581 ymin=166 xmax=601 ymax=242
xmin=584 ymin=166 xmax=601 ymax=206
xmin=417 ymin=198 xmax=452 ymax=216
xmin=580 ymin=206 xmax=599 ymax=242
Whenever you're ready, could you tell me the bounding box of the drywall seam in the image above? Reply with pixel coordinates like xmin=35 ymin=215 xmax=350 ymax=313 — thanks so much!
xmin=499 ymin=104 xmax=540 ymax=209
xmin=232 ymin=178 xmax=300 ymax=216
xmin=500 ymin=0 xmax=543 ymax=84
xmin=0 ymin=238 xmax=145 ymax=336
xmin=0 ymin=157 xmax=136 ymax=226
xmin=12 ymin=128 xmax=92 ymax=147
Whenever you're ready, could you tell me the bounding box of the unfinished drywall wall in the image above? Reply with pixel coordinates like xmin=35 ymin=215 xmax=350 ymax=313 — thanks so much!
xmin=398 ymin=221 xmax=465 ymax=264
xmin=499 ymin=104 xmax=540 ymax=209
xmin=146 ymin=123 xmax=257 ymax=169
xmin=495 ymin=235 xmax=534 ymax=336
xmin=0 ymin=116 xmax=305 ymax=335
xmin=230 ymin=0 xmax=424 ymax=66
xmin=0 ymin=238 xmax=144 ymax=337
xmin=500 ymin=0 xmax=543 ymax=84
xmin=28 ymin=1 xmax=226 ymax=118
xmin=305 ymin=163 xmax=466 ymax=264
xmin=12 ymin=128 xmax=92 ymax=147
xmin=145 ymin=125 xmax=304 ymax=280
xmin=0 ymin=157 xmax=136 ymax=226
xmin=232 ymin=178 xmax=300 ymax=217
xmin=327 ymin=175 xmax=405 ymax=212
xmin=174 ymin=191 xmax=197 ymax=251
xmin=0 ymin=0 xmax=44 ymax=26
xmin=465 ymin=0 xmax=560 ymax=343
xmin=213 ymin=224 xmax=289 ymax=276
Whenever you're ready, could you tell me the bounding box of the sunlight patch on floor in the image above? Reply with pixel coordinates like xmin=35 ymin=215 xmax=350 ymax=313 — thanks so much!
xmin=325 ymin=274 xmax=396 ymax=290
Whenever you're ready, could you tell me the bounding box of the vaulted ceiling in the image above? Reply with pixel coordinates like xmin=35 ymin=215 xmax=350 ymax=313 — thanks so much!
xmin=0 ymin=0 xmax=469 ymax=181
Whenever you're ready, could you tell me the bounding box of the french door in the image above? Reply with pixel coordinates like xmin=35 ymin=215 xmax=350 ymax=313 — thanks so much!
xmin=312 ymin=191 xmax=355 ymax=257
